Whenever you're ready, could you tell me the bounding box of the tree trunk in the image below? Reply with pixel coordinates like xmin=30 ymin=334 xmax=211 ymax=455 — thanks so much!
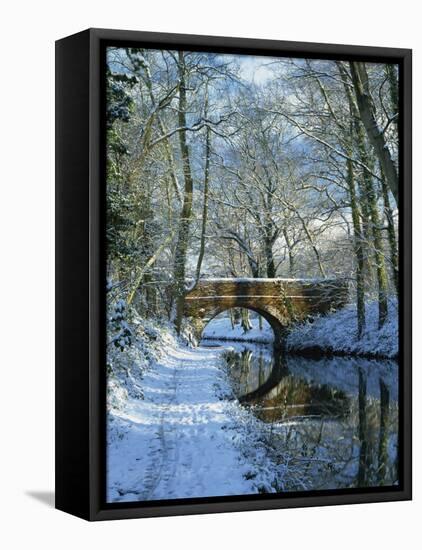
xmin=337 ymin=62 xmax=374 ymax=286
xmin=356 ymin=130 xmax=389 ymax=328
xmin=229 ymin=309 xmax=235 ymax=330
xmin=357 ymin=367 xmax=368 ymax=487
xmin=173 ymin=52 xmax=194 ymax=333
xmin=378 ymin=377 xmax=390 ymax=485
xmin=385 ymin=64 xmax=399 ymax=136
xmin=265 ymin=237 xmax=276 ymax=278
xmin=349 ymin=62 xmax=399 ymax=204
xmin=144 ymin=273 xmax=157 ymax=317
xmin=380 ymin=166 xmax=399 ymax=295
xmin=194 ymin=86 xmax=211 ymax=284
xmin=338 ymin=63 xmax=367 ymax=337
xmin=241 ymin=309 xmax=253 ymax=332
xmin=346 ymin=156 xmax=366 ymax=338
xmin=159 ymin=118 xmax=182 ymax=203
xmin=283 ymin=228 xmax=295 ymax=277
xmin=263 ymin=182 xmax=277 ymax=278
xmin=136 ymin=184 xmax=155 ymax=315
xmin=299 ymin=215 xmax=325 ymax=277
xmin=343 ymin=63 xmax=389 ymax=328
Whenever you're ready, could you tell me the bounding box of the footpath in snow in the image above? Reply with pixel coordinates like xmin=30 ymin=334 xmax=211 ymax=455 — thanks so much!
xmin=107 ymin=334 xmax=279 ymax=502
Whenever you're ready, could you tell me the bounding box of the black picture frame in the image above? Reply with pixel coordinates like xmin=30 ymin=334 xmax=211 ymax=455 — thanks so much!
xmin=55 ymin=28 xmax=412 ymax=521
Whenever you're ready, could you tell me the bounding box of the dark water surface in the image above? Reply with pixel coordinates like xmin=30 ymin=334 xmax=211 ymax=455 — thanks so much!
xmin=201 ymin=338 xmax=399 ymax=491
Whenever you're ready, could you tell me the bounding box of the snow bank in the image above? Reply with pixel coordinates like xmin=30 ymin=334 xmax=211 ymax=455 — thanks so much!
xmin=107 ymin=313 xmax=177 ymax=409
xmin=202 ymin=316 xmax=274 ymax=343
xmin=287 ymin=299 xmax=398 ymax=359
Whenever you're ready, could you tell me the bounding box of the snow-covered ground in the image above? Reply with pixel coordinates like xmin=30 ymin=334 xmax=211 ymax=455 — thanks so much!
xmin=203 ymin=316 xmax=274 ymax=343
xmin=107 ymin=326 xmax=286 ymax=502
xmin=287 ymin=299 xmax=398 ymax=359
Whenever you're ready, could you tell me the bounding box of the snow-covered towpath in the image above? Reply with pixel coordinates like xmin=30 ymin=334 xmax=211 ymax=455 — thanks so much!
xmin=107 ymin=341 xmax=271 ymax=502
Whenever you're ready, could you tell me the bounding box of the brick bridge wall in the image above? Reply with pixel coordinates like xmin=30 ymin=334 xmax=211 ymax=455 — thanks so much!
xmin=184 ymin=278 xmax=348 ymax=347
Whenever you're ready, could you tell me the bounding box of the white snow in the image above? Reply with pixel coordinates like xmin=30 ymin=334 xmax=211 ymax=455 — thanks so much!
xmin=107 ymin=325 xmax=285 ymax=502
xmin=202 ymin=316 xmax=274 ymax=343
xmin=287 ymin=298 xmax=398 ymax=359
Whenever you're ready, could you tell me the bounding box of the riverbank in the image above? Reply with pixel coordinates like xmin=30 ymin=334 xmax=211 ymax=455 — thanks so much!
xmin=286 ymin=299 xmax=398 ymax=359
xmin=107 ymin=320 xmax=286 ymax=502
xmin=202 ymin=299 xmax=398 ymax=359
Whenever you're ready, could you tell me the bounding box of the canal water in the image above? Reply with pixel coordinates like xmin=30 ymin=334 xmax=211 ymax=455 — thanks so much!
xmin=201 ymin=338 xmax=399 ymax=491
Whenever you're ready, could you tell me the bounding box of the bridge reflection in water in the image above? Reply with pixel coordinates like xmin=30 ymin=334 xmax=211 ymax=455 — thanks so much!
xmin=201 ymin=339 xmax=399 ymax=491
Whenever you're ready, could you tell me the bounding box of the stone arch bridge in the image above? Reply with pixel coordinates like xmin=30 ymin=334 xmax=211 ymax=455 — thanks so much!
xmin=184 ymin=278 xmax=348 ymax=348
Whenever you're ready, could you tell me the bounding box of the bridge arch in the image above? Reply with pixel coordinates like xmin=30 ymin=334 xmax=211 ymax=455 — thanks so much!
xmin=200 ymin=305 xmax=284 ymax=346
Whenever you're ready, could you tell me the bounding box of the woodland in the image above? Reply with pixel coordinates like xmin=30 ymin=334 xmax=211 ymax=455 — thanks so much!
xmin=105 ymin=48 xmax=400 ymax=500
xmin=106 ymin=47 xmax=399 ymax=342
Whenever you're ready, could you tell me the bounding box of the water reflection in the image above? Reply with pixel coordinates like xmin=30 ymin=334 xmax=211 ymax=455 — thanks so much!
xmin=201 ymin=339 xmax=399 ymax=491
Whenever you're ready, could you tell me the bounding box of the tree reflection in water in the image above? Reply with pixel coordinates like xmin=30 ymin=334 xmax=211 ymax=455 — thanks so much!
xmin=221 ymin=341 xmax=399 ymax=491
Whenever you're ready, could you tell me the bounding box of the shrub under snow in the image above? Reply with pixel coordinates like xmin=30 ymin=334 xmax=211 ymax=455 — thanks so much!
xmin=107 ymin=302 xmax=178 ymax=410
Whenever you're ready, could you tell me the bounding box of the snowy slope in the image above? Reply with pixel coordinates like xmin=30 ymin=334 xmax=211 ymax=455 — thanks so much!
xmin=107 ymin=330 xmax=285 ymax=502
xmin=287 ymin=299 xmax=398 ymax=359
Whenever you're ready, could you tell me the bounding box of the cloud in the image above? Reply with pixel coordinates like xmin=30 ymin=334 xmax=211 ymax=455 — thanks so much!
xmin=236 ymin=55 xmax=276 ymax=85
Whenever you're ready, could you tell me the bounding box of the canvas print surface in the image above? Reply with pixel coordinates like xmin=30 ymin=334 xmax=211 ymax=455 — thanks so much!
xmin=105 ymin=46 xmax=399 ymax=503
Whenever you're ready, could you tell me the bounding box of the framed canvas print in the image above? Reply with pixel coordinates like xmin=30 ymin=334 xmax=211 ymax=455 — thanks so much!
xmin=55 ymin=28 xmax=412 ymax=521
